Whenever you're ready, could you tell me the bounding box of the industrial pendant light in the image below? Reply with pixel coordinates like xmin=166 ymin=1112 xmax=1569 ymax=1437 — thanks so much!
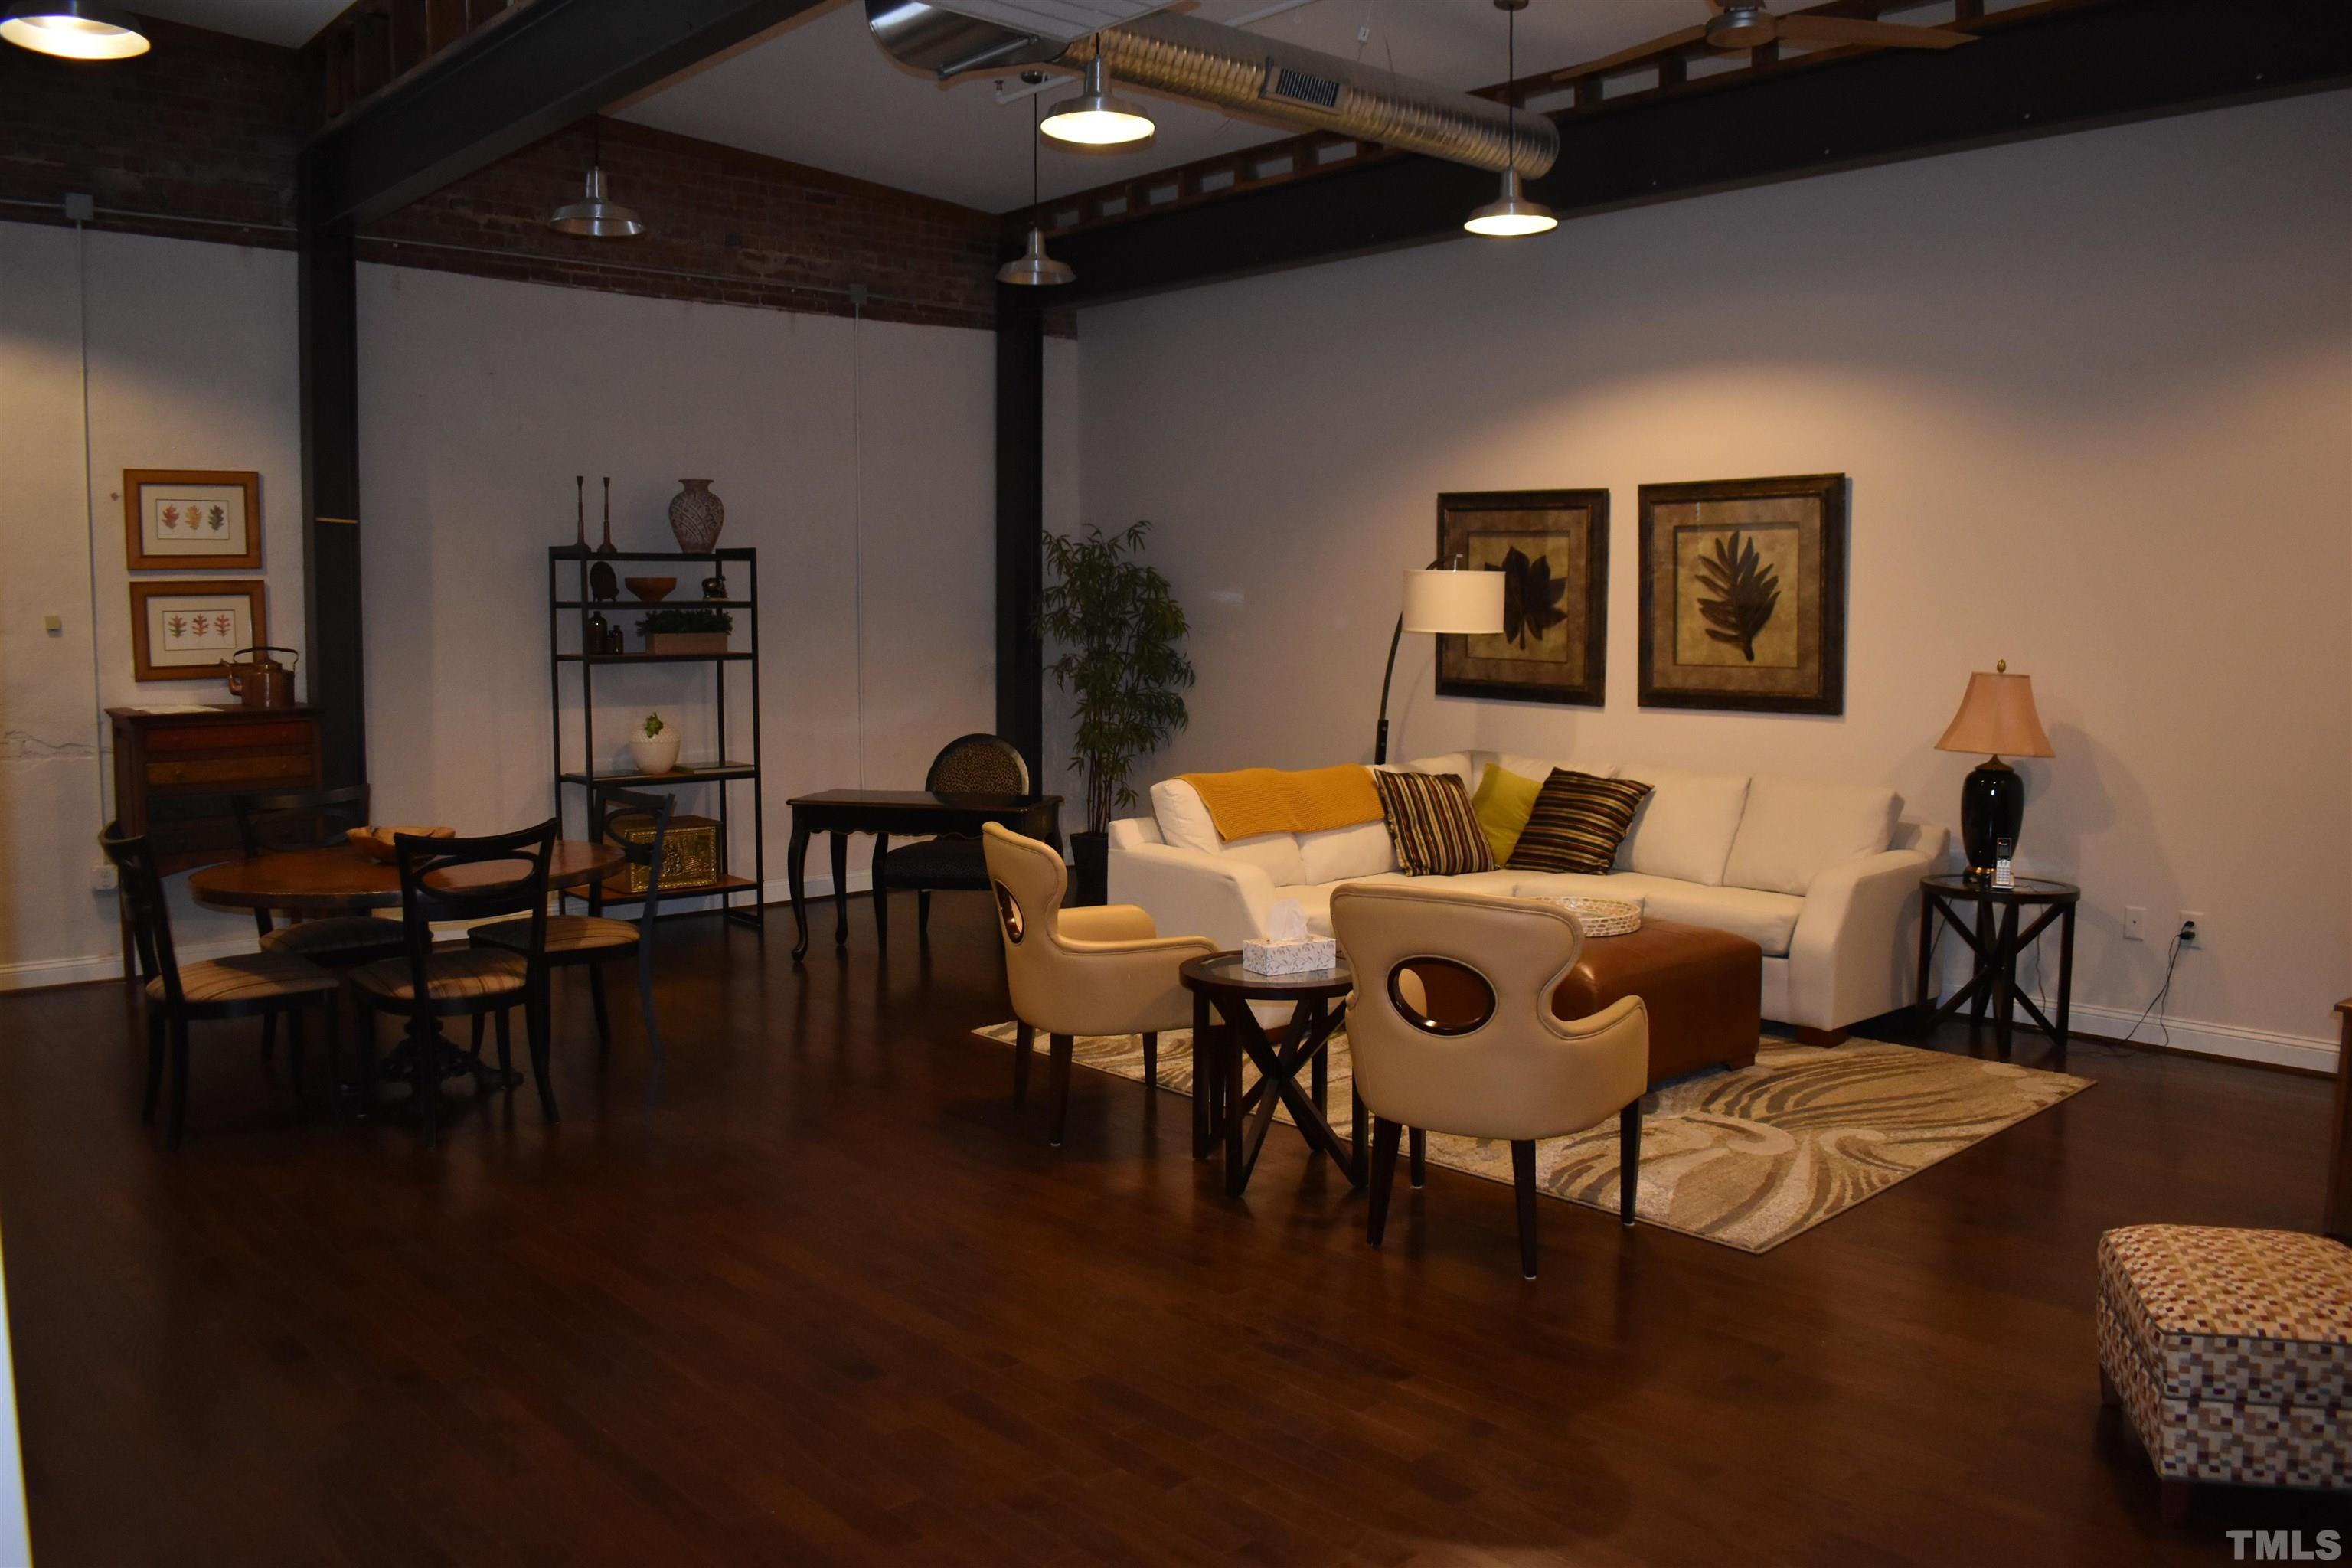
xmin=1000 ymin=76 xmax=1074 ymax=287
xmin=547 ymin=119 xmax=645 ymax=238
xmin=1464 ymin=0 xmax=1556 ymax=238
xmin=1040 ymin=46 xmax=1155 ymax=149
xmin=0 ymin=2 xmax=149 ymax=59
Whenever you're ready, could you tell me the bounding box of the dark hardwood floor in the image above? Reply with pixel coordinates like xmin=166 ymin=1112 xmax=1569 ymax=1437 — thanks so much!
xmin=1 ymin=894 xmax=2344 ymax=1565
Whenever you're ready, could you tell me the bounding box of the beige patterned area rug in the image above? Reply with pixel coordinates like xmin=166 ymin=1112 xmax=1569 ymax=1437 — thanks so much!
xmin=972 ymin=1024 xmax=2090 ymax=1253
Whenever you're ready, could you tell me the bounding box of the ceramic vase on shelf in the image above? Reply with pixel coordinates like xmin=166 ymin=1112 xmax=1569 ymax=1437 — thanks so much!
xmin=629 ymin=727 xmax=681 ymax=776
xmin=668 ymin=479 xmax=725 ymax=554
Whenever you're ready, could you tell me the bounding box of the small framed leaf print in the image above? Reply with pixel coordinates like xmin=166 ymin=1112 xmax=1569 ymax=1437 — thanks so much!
xmin=128 ymin=580 xmax=266 ymax=682
xmin=123 ymin=469 xmax=261 ymax=570
xmin=1434 ymin=489 xmax=1609 ymax=708
xmin=1637 ymin=475 xmax=1847 ymax=714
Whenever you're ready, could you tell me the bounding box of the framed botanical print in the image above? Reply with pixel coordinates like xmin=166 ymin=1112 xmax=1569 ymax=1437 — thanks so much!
xmin=123 ymin=469 xmax=261 ymax=570
xmin=1637 ymin=475 xmax=1847 ymax=715
xmin=1434 ymin=488 xmax=1609 ymax=707
xmin=128 ymin=580 xmax=266 ymax=681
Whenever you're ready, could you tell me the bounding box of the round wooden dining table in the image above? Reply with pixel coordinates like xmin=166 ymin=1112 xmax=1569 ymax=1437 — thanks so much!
xmin=189 ymin=840 xmax=625 ymax=914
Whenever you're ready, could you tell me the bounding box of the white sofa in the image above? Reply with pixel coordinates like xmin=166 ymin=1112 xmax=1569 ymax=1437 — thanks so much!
xmin=1107 ymin=751 xmax=1952 ymax=1038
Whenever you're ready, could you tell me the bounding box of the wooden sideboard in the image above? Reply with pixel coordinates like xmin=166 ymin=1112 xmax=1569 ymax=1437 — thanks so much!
xmin=107 ymin=704 xmax=322 ymax=871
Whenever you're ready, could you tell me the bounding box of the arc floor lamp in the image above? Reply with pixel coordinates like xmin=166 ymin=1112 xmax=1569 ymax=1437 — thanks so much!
xmin=1374 ymin=562 xmax=1505 ymax=764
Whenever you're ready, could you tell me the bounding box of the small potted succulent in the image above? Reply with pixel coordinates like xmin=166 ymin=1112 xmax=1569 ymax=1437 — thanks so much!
xmin=629 ymin=711 xmax=681 ymax=775
xmin=635 ymin=606 xmax=733 ymax=655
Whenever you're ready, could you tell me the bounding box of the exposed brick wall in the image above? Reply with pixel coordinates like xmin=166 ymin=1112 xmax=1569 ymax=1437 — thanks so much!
xmin=361 ymin=119 xmax=1005 ymax=332
xmin=0 ymin=18 xmax=304 ymax=246
xmin=0 ymin=21 xmax=1031 ymax=333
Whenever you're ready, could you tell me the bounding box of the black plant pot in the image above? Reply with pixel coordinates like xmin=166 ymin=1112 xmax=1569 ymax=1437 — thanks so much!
xmin=1070 ymin=831 xmax=1109 ymax=908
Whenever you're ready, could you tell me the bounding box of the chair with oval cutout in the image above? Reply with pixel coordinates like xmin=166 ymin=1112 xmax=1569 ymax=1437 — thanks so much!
xmin=1329 ymin=882 xmax=1650 ymax=1279
xmin=979 ymin=822 xmax=1217 ymax=1146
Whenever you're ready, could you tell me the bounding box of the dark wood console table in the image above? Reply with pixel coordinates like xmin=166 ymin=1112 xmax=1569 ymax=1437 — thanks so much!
xmin=107 ymin=704 xmax=322 ymax=976
xmin=785 ymin=789 xmax=1060 ymax=961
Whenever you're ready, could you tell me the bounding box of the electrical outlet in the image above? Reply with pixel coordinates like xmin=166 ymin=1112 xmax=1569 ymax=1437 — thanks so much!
xmin=2124 ymin=906 xmax=2145 ymax=942
xmin=2178 ymin=911 xmax=2203 ymax=947
xmin=92 ymin=862 xmax=118 ymax=893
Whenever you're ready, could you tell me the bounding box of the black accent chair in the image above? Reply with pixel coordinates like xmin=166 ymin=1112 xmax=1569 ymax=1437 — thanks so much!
xmin=231 ymin=784 xmax=406 ymax=1061
xmin=874 ymin=734 xmax=1030 ymax=941
xmin=101 ymin=822 xmax=343 ymax=1149
xmin=469 ymin=787 xmax=670 ymax=1073
xmin=345 ymin=821 xmax=557 ymax=1148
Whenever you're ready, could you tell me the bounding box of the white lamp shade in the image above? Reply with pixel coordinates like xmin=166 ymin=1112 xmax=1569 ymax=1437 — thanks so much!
xmin=1401 ymin=568 xmax=1504 ymax=635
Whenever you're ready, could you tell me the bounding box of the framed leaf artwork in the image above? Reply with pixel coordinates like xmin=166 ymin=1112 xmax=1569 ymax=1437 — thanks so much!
xmin=128 ymin=580 xmax=266 ymax=682
xmin=1433 ymin=488 xmax=1609 ymax=707
xmin=1420 ymin=493 xmax=1609 ymax=710
xmin=1636 ymin=474 xmax=1847 ymax=714
xmin=123 ymin=469 xmax=260 ymax=570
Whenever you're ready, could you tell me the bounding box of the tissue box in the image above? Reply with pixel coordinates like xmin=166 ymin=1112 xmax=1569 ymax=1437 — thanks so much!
xmin=1243 ymin=936 xmax=1338 ymax=975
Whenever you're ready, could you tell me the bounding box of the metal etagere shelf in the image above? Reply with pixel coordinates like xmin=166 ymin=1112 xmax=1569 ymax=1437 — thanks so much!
xmin=546 ymin=546 xmax=765 ymax=929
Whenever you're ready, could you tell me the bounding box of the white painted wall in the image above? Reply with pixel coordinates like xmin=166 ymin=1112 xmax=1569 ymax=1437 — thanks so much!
xmin=357 ymin=264 xmax=1078 ymax=903
xmin=0 ymin=224 xmax=305 ymax=988
xmin=1073 ymin=93 xmax=2352 ymax=1059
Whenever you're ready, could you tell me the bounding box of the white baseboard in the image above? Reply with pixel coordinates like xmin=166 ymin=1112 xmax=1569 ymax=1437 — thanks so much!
xmin=2022 ymin=992 xmax=2338 ymax=1073
xmin=0 ymin=932 xmax=260 ymax=993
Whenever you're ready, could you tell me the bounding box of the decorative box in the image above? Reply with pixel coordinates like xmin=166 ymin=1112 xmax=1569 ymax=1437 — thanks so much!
xmin=609 ymin=812 xmax=720 ymax=893
xmin=1243 ymin=936 xmax=1338 ymax=975
xmin=644 ymin=632 xmax=730 ymax=656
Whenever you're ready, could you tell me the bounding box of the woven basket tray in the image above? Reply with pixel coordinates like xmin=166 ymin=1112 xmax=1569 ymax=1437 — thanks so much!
xmin=1536 ymin=896 xmax=1643 ymax=938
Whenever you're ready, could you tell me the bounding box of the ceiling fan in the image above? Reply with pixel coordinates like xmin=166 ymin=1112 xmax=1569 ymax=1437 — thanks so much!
xmin=1575 ymin=1 xmax=1974 ymax=76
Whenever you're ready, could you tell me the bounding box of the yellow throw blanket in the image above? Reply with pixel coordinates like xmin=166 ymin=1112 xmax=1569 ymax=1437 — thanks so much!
xmin=1179 ymin=764 xmax=1383 ymax=842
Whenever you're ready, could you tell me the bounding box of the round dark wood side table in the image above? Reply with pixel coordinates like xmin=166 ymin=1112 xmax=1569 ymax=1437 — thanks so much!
xmin=1178 ymin=952 xmax=1361 ymax=1198
xmin=1917 ymin=874 xmax=2081 ymax=1064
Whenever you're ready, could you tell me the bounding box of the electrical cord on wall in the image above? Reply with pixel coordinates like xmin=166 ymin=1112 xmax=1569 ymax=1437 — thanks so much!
xmin=850 ymin=283 xmax=867 ymax=790
xmin=75 ymin=214 xmax=111 ymax=841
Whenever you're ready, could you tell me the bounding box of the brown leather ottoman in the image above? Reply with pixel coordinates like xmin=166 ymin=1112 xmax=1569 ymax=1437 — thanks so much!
xmin=1550 ymin=919 xmax=1761 ymax=1087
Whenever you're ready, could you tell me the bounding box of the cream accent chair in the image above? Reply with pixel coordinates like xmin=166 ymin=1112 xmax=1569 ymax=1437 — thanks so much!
xmin=981 ymin=823 xmax=1219 ymax=1147
xmin=1329 ymin=882 xmax=1651 ymax=1279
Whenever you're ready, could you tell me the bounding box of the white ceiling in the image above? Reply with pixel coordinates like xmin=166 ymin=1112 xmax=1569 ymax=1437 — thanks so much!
xmin=619 ymin=0 xmax=1722 ymax=213
xmin=131 ymin=0 xmax=350 ymax=48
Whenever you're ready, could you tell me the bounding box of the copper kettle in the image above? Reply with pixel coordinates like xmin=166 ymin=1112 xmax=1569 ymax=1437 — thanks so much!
xmin=221 ymin=646 xmax=299 ymax=710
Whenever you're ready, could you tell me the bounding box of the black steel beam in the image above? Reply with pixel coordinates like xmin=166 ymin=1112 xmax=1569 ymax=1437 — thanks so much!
xmin=296 ymin=179 xmax=366 ymax=787
xmin=1046 ymin=0 xmax=2352 ymax=305
xmin=995 ymin=301 xmax=1046 ymax=785
xmin=308 ymin=0 xmax=830 ymax=225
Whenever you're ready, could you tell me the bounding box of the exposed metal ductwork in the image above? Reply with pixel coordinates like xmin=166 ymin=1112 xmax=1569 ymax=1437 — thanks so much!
xmin=865 ymin=2 xmax=1558 ymax=178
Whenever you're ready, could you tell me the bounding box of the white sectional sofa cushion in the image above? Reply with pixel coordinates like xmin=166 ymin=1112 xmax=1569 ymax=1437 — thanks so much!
xmin=1109 ymin=750 xmax=1952 ymax=1035
xmin=1616 ymin=769 xmax=1750 ymax=886
xmin=1722 ymin=776 xmax=1900 ymax=897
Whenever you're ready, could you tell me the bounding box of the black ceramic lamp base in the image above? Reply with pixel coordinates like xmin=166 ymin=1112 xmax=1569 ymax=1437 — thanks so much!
xmin=1959 ymin=756 xmax=2024 ymax=883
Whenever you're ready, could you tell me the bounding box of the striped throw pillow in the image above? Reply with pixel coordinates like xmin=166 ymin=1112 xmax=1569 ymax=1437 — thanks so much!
xmin=1370 ymin=769 xmax=1494 ymax=877
xmin=1506 ymin=769 xmax=1653 ymax=875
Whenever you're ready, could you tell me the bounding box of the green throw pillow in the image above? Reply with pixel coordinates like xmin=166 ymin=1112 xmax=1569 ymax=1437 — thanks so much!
xmin=1470 ymin=764 xmax=1543 ymax=865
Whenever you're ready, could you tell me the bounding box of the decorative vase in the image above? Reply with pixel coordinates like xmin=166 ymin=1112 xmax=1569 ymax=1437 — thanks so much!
xmin=629 ymin=731 xmax=681 ymax=776
xmin=669 ymin=479 xmax=725 ymax=554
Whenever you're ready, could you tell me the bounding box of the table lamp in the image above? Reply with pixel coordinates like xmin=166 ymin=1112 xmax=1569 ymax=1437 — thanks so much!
xmin=1933 ymin=660 xmax=2054 ymax=884
xmin=1374 ymin=560 xmax=1506 ymax=764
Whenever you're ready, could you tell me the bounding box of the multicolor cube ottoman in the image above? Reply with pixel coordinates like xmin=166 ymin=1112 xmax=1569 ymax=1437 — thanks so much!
xmin=2097 ymin=1224 xmax=2352 ymax=1524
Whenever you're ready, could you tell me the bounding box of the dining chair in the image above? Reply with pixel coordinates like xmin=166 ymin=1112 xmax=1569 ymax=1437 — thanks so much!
xmin=469 ymin=786 xmax=669 ymax=1072
xmin=345 ymin=820 xmax=557 ymax=1148
xmin=100 ymin=822 xmax=343 ymax=1150
xmin=231 ymin=783 xmax=404 ymax=1061
xmin=1328 ymin=882 xmax=1650 ymax=1279
xmin=876 ymin=733 xmax=1029 ymax=941
xmin=980 ymin=822 xmax=1217 ymax=1146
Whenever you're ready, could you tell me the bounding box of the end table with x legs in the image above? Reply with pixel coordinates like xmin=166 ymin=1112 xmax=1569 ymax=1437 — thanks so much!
xmin=1179 ymin=952 xmax=1363 ymax=1198
xmin=1916 ymin=874 xmax=2080 ymax=1065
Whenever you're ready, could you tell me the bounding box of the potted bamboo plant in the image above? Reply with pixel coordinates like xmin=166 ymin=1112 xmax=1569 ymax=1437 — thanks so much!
xmin=1039 ymin=520 xmax=1194 ymax=906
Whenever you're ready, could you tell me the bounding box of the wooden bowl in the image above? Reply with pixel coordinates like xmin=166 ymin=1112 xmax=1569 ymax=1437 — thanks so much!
xmin=625 ymin=577 xmax=678 ymax=603
xmin=346 ymin=825 xmax=456 ymax=863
